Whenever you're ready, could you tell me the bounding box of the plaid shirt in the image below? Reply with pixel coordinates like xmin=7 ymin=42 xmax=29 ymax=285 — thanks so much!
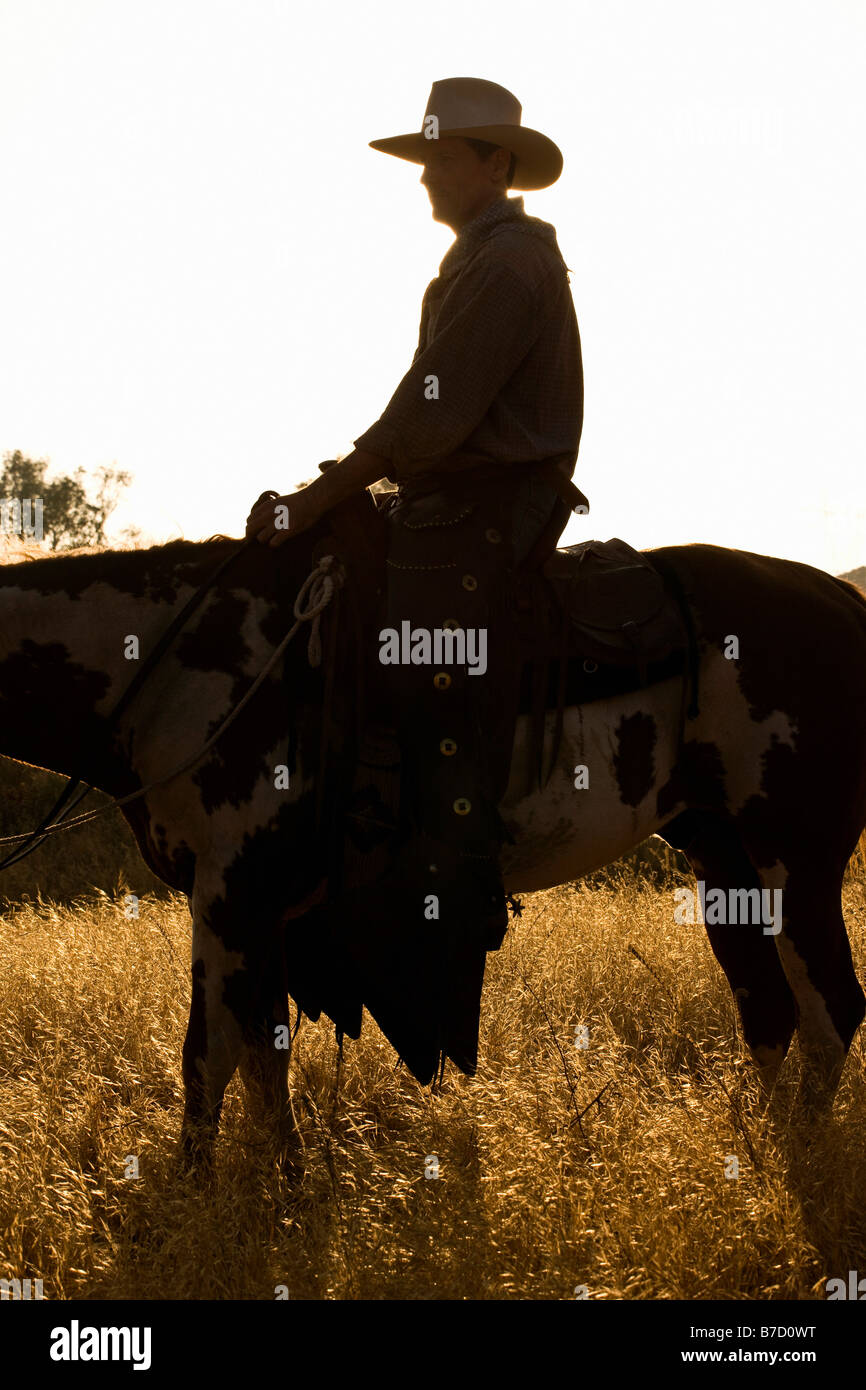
xmin=354 ymin=195 xmax=583 ymax=482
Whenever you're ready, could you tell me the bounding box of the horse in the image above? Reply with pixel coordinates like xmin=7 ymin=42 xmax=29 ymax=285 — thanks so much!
xmin=1 ymin=522 xmax=864 ymax=1171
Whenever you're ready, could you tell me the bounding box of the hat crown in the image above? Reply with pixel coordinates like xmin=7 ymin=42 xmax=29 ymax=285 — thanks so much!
xmin=423 ymin=77 xmax=523 ymax=132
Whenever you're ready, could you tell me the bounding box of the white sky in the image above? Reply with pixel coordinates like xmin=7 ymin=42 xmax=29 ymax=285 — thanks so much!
xmin=0 ymin=0 xmax=863 ymax=572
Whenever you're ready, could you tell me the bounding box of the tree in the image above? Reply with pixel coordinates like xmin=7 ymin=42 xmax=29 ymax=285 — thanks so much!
xmin=0 ymin=450 xmax=133 ymax=550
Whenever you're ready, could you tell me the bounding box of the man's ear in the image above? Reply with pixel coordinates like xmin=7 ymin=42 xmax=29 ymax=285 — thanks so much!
xmin=492 ymin=147 xmax=511 ymax=185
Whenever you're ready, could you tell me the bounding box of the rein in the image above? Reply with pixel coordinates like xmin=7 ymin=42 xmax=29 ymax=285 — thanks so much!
xmin=0 ymin=527 xmax=341 ymax=867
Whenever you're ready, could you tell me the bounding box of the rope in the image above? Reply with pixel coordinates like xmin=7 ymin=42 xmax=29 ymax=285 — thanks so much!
xmin=0 ymin=554 xmax=344 ymax=845
xmin=295 ymin=555 xmax=339 ymax=667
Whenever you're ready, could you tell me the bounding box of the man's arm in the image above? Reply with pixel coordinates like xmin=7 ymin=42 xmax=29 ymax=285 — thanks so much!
xmin=245 ymin=447 xmax=388 ymax=547
xmin=353 ymin=255 xmax=547 ymax=477
xmin=247 ymin=249 xmax=550 ymax=544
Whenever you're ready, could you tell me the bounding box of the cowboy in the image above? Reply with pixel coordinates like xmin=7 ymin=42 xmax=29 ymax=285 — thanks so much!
xmin=247 ymin=76 xmax=584 ymax=949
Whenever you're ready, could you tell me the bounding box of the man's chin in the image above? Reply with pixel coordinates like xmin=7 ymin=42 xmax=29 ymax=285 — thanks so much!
xmin=429 ymin=200 xmax=455 ymax=228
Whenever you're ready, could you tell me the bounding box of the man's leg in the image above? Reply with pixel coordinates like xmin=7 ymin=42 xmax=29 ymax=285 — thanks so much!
xmin=328 ymin=471 xmax=570 ymax=1078
xmin=343 ymin=470 xmax=564 ymax=898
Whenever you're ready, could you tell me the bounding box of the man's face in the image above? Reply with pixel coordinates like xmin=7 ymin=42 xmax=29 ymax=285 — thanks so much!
xmin=420 ymin=137 xmax=510 ymax=231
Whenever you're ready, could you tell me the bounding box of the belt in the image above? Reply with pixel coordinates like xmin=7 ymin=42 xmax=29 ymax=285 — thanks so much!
xmin=395 ymin=459 xmax=590 ymax=514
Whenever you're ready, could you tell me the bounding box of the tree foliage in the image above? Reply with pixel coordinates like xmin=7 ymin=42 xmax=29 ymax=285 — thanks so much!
xmin=0 ymin=450 xmax=133 ymax=550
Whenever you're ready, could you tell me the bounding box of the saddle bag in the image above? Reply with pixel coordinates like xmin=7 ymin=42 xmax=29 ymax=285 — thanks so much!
xmin=543 ymin=537 xmax=687 ymax=676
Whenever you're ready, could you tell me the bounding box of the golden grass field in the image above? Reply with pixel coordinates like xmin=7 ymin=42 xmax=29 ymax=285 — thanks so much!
xmin=1 ymin=852 xmax=865 ymax=1302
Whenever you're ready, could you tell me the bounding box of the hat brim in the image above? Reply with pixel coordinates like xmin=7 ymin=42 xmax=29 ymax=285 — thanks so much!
xmin=369 ymin=124 xmax=563 ymax=191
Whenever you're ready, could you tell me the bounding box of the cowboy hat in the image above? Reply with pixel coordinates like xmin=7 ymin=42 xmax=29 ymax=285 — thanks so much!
xmin=369 ymin=77 xmax=563 ymax=192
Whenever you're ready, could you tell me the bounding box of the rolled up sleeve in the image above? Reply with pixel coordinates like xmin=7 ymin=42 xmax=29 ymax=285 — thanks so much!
xmin=354 ymin=258 xmax=541 ymax=477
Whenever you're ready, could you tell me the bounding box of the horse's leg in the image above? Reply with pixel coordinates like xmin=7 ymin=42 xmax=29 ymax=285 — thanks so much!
xmin=754 ymin=853 xmax=865 ymax=1114
xmin=661 ymin=811 xmax=797 ymax=1092
xmin=179 ymin=882 xmax=248 ymax=1171
xmin=235 ymin=931 xmax=302 ymax=1178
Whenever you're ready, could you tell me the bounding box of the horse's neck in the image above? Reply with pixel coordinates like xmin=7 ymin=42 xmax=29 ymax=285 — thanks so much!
xmin=0 ymin=553 xmax=188 ymax=788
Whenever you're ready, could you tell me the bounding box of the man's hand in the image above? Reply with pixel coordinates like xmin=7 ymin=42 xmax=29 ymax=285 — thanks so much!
xmin=245 ymin=449 xmax=389 ymax=548
xmin=245 ymin=485 xmax=325 ymax=548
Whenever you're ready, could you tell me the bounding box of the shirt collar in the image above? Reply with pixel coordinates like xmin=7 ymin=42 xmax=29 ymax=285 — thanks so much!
xmin=458 ymin=194 xmax=526 ymax=249
xmin=437 ymin=196 xmax=525 ymax=280
xmin=437 ymin=194 xmax=565 ymax=285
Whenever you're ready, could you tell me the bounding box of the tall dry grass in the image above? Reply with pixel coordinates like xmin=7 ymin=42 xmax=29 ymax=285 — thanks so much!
xmin=0 ymin=756 xmax=167 ymax=905
xmin=1 ymin=860 xmax=865 ymax=1301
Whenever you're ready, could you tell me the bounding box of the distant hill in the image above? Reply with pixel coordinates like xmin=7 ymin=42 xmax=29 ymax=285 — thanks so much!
xmin=839 ymin=565 xmax=866 ymax=591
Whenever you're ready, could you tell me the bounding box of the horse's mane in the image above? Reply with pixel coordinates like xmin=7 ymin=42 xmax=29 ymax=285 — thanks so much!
xmin=0 ymin=534 xmax=239 ymax=565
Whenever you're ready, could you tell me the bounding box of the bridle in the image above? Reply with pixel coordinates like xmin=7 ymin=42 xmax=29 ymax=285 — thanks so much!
xmin=0 ymin=522 xmax=342 ymax=870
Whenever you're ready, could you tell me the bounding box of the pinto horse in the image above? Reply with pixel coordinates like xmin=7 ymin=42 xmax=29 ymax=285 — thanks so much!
xmin=0 ymin=528 xmax=864 ymax=1168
